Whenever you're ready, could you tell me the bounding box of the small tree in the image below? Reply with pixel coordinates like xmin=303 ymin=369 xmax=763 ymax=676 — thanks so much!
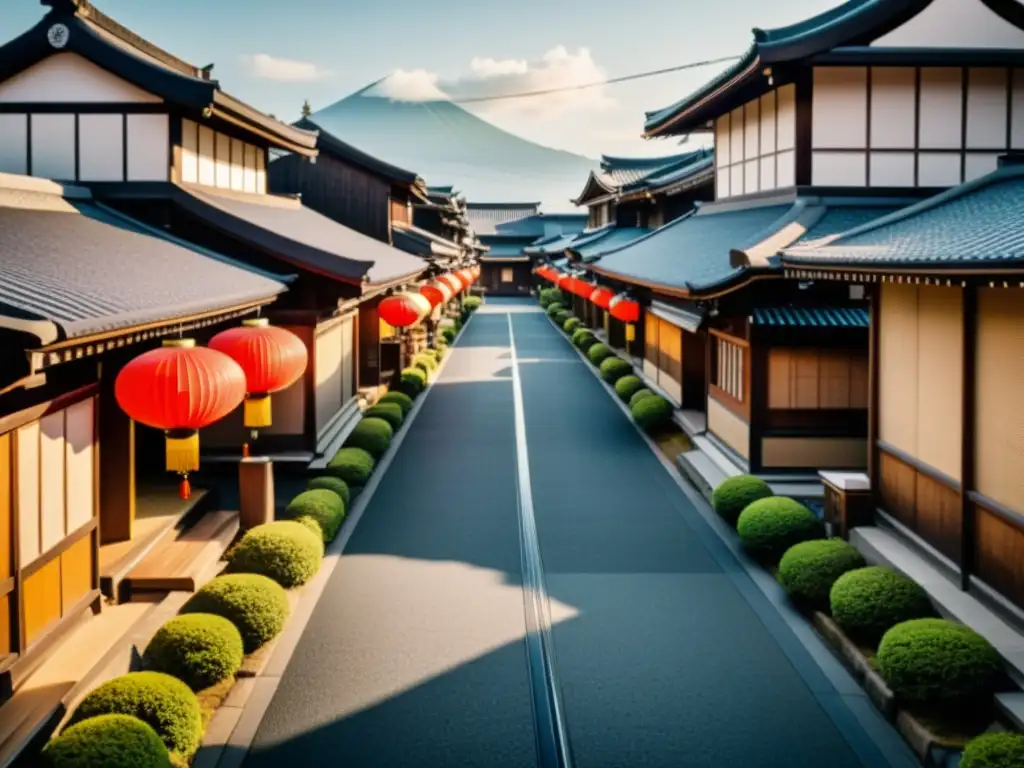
xmin=301 ymin=99 xmax=312 ymax=117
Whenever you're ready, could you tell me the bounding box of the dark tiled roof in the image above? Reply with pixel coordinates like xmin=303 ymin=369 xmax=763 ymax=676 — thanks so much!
xmin=625 ymin=152 xmax=715 ymax=194
xmin=793 ymin=204 xmax=907 ymax=246
xmin=172 ymin=185 xmax=427 ymax=286
xmin=0 ymin=177 xmax=287 ymax=342
xmin=783 ymin=166 xmax=1024 ymax=269
xmin=523 ymin=231 xmax=585 ymax=256
xmin=573 ymin=149 xmax=713 ymax=204
xmin=295 ymin=117 xmax=420 ymax=185
xmin=391 ymin=223 xmax=461 ymax=259
xmin=573 ymin=227 xmax=651 ymax=261
xmin=752 ymin=307 xmax=869 ymax=328
xmin=466 ymin=204 xmax=541 ymax=235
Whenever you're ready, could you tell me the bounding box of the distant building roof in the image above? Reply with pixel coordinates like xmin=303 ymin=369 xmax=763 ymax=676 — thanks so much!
xmin=782 ymin=164 xmax=1024 ymax=271
xmin=391 ymin=222 xmax=462 ymax=259
xmin=751 ymin=306 xmax=869 ymax=328
xmin=0 ymin=173 xmax=287 ymax=344
xmin=573 ymin=148 xmax=714 ymax=205
xmin=571 ymin=227 xmax=651 ymax=261
xmin=294 ymin=117 xmax=422 ymax=187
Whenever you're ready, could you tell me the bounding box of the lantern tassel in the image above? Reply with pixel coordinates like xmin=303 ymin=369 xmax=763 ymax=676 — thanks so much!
xmin=241 ymin=442 xmax=250 ymax=458
xmin=166 ymin=431 xmax=199 ymax=474
xmin=244 ymin=394 xmax=272 ymax=429
xmin=179 ymin=475 xmax=191 ymax=500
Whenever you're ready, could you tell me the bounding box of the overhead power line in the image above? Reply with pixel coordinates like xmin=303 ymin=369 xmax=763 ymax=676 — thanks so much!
xmin=449 ymin=55 xmax=741 ymax=105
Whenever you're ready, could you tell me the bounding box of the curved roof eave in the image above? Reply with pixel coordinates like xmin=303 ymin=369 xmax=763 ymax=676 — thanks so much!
xmin=570 ymin=171 xmax=617 ymax=206
xmin=296 ymin=117 xmax=421 ymax=184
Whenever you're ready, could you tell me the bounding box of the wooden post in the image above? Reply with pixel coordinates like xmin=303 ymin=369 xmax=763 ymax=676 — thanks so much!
xmin=960 ymin=284 xmax=977 ymax=590
xmin=99 ymin=364 xmax=135 ymax=544
xmin=238 ymin=457 xmax=274 ymax=530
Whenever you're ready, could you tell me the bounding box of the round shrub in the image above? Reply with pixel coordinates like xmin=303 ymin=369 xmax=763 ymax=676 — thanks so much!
xmin=545 ymin=302 xmax=566 ymax=318
xmin=711 ymin=475 xmax=774 ymax=527
xmin=397 ymin=367 xmax=427 ymax=397
xmin=736 ymin=497 xmax=824 ymax=563
xmin=181 ymin=574 xmax=289 ymax=654
xmin=554 ymin=310 xmax=573 ymax=326
xmin=285 ymin=489 xmax=345 ymax=543
xmin=961 ymin=732 xmax=1024 ymax=768
xmin=307 ymin=475 xmax=350 ymax=507
xmin=294 ymin=516 xmax=322 ymax=539
xmin=587 ymin=343 xmax=611 ymax=365
xmin=830 ymin=566 xmax=934 ymax=643
xmin=877 ymin=618 xmax=1002 ymax=705
xmin=539 ymin=288 xmax=563 ymax=308
xmin=345 ymin=417 xmax=394 ymax=458
xmin=463 ymin=296 xmax=482 ymax=312
xmin=142 ymin=614 xmax=243 ymax=691
xmin=378 ymin=390 xmax=414 ymax=415
xmin=432 ymin=345 xmax=447 ymax=360
xmin=412 ymin=354 xmax=437 ymax=377
xmin=563 ymin=317 xmax=582 ymax=334
xmin=43 ymin=714 xmax=171 ymax=768
xmin=631 ymin=395 xmax=672 ymax=433
xmin=363 ymin=402 xmax=403 ymax=431
xmin=600 ymin=356 xmax=632 ymax=384
xmin=777 ymin=539 xmax=866 ymax=610
xmin=67 ymin=672 xmax=201 ymax=758
xmin=327 ymin=446 xmax=375 ymax=486
xmin=441 ymin=327 xmax=457 ymax=344
xmin=227 ymin=521 xmax=323 ymax=587
xmin=628 ymin=388 xmax=656 ymax=408
xmin=615 ymin=375 xmax=644 ymax=402
xmin=572 ymin=328 xmax=597 ymax=350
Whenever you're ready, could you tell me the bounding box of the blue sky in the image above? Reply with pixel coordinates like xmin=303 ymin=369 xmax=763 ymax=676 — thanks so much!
xmin=3 ymin=0 xmax=836 ymax=158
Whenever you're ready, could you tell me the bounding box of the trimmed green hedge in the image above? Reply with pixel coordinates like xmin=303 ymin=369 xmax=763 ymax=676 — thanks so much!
xmin=463 ymin=296 xmax=482 ymax=312
xmin=711 ymin=475 xmax=774 ymax=527
xmin=546 ymin=302 xmax=566 ymax=318
xmin=43 ymin=714 xmax=171 ymax=768
xmin=736 ymin=497 xmax=824 ymax=563
xmin=67 ymin=672 xmax=202 ymax=758
xmin=307 ymin=476 xmax=349 ymax=507
xmin=960 ymin=732 xmax=1024 ymax=768
xmin=397 ymin=367 xmax=427 ymax=397
xmin=294 ymin=516 xmax=322 ymax=539
xmin=829 ymin=566 xmax=934 ymax=643
xmin=326 ymin=447 xmax=375 ymax=486
xmin=572 ymin=328 xmax=597 ymax=351
xmin=877 ymin=618 xmax=1002 ymax=704
xmin=563 ymin=317 xmax=582 ymax=334
xmin=587 ymin=343 xmax=612 ymax=365
xmin=628 ymin=388 xmax=656 ymax=408
xmin=378 ymin=391 xmax=414 ymax=415
xmin=226 ymin=521 xmax=323 ymax=588
xmin=539 ymin=288 xmax=564 ymax=308
xmin=614 ymin=375 xmax=644 ymax=402
xmin=143 ymin=614 xmax=243 ymax=691
xmin=554 ymin=310 xmax=574 ymax=326
xmin=181 ymin=574 xmax=289 ymax=654
xmin=363 ymin=402 xmax=404 ymax=430
xmin=285 ymin=489 xmax=346 ymax=543
xmin=631 ymin=395 xmax=672 ymax=433
xmin=432 ymin=344 xmax=447 ymax=361
xmin=345 ymin=417 xmax=394 ymax=458
xmin=441 ymin=327 xmax=457 ymax=344
xmin=412 ymin=353 xmax=437 ymax=377
xmin=600 ymin=356 xmax=632 ymax=384
xmin=777 ymin=539 xmax=866 ymax=610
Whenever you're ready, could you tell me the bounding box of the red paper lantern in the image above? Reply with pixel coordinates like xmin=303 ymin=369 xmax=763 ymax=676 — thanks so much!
xmin=439 ymin=273 xmax=462 ymax=295
xmin=456 ymin=269 xmax=473 ymax=288
xmin=470 ymin=265 xmax=480 ymax=279
xmin=555 ymin=273 xmax=572 ymax=290
xmin=379 ymin=292 xmax=432 ymax=327
xmin=115 ymin=339 xmax=246 ymax=498
xmin=209 ymin=319 xmax=308 ymax=450
xmin=590 ymin=286 xmax=614 ymax=309
xmin=609 ymin=294 xmax=641 ymax=323
xmin=419 ymin=280 xmax=450 ymax=308
xmin=574 ymin=279 xmax=596 ymax=300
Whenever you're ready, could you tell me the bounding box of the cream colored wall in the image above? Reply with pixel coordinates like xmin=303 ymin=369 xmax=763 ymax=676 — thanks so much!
xmin=316 ymin=322 xmax=344 ymax=434
xmin=181 ymin=118 xmax=266 ymax=193
xmin=0 ymin=53 xmax=161 ymax=103
xmin=708 ymin=396 xmax=749 ymax=459
xmin=762 ymin=437 xmax=867 ymax=469
xmin=975 ymin=289 xmax=1024 ymax=512
xmin=872 ymin=0 xmax=1024 ymax=48
xmin=878 ymin=283 xmax=963 ymax=480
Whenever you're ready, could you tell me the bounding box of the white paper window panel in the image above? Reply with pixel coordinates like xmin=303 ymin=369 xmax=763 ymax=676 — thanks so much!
xmin=256 ymin=148 xmax=266 ymax=193
xmin=341 ymin=319 xmax=355 ymax=403
xmin=744 ymin=99 xmax=760 ymax=159
xmin=870 ymin=67 xmax=916 ymax=148
xmin=716 ymin=168 xmax=730 ymax=198
xmin=730 ymin=107 xmax=745 ymax=164
xmin=870 ymin=152 xmax=915 ymax=186
xmin=230 ymin=138 xmax=245 ymax=190
xmin=760 ymin=92 xmax=777 ymax=154
xmin=918 ymin=152 xmax=963 ymax=186
xmin=215 ymin=132 xmax=231 ymax=189
xmin=198 ymin=125 xmax=215 ymax=186
xmin=243 ymin=144 xmax=257 ymax=192
xmin=126 ymin=114 xmax=169 ymax=181
xmin=16 ymin=421 xmax=40 ymax=564
xmin=813 ymin=151 xmax=867 ymax=186
xmin=181 ymin=118 xmax=198 ymax=183
xmin=65 ymin=397 xmax=95 ymax=533
xmin=919 ymin=68 xmax=964 ymax=149
xmin=776 ymin=150 xmax=796 ymax=187
xmin=964 ymin=153 xmax=1000 ymax=181
xmin=1012 ymin=69 xmax=1024 ymax=148
xmin=716 ymin=114 xmax=731 ymax=166
xmin=39 ymin=410 xmax=66 ymax=553
xmin=777 ymin=84 xmax=797 ymax=150
xmin=813 ymin=67 xmax=868 ymax=148
xmin=966 ymin=68 xmax=1008 ymax=149
xmin=744 ymin=160 xmax=759 ymax=194
xmin=0 ymin=114 xmax=27 ymax=174
xmin=760 ymin=155 xmax=776 ymax=190
xmin=31 ymin=113 xmax=75 ymax=180
xmin=78 ymin=114 xmax=123 ymax=182
xmin=730 ymin=164 xmax=744 ymax=196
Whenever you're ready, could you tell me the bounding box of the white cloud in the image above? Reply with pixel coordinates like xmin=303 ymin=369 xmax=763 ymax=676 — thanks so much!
xmin=242 ymin=53 xmax=331 ymax=83
xmin=372 ymin=68 xmax=449 ymax=101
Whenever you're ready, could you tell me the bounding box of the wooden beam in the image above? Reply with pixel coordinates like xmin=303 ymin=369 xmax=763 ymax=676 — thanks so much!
xmin=960 ymin=283 xmax=977 ymax=590
xmin=98 ymin=366 xmax=135 ymax=545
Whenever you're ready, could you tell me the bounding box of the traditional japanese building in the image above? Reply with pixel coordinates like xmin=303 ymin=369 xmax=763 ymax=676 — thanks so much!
xmin=0 ymin=0 xmax=431 ymax=473
xmin=581 ymin=0 xmax=1024 ymax=490
xmin=781 ymin=161 xmax=1024 ymax=617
